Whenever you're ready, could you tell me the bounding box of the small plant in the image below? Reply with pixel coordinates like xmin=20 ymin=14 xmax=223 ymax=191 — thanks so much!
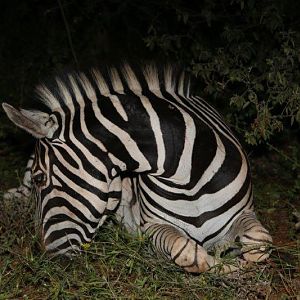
xmin=144 ymin=0 xmax=300 ymax=145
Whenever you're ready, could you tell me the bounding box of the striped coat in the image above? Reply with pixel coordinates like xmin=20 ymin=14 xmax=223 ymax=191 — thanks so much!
xmin=3 ymin=63 xmax=272 ymax=273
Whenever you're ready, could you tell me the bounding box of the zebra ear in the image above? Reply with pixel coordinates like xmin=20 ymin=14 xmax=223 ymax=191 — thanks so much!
xmin=2 ymin=103 xmax=58 ymax=139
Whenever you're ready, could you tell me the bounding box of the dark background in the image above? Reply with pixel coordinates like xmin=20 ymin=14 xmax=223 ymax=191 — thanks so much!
xmin=0 ymin=0 xmax=299 ymax=166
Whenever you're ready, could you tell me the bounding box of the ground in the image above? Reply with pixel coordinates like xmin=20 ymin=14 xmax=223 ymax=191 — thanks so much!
xmin=0 ymin=140 xmax=299 ymax=299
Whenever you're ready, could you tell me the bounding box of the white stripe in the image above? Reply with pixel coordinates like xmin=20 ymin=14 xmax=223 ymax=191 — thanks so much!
xmin=200 ymin=185 xmax=252 ymax=248
xmin=79 ymin=74 xmax=137 ymax=161
xmin=51 ymin=144 xmax=107 ymax=187
xmin=138 ymin=183 xmax=251 ymax=245
xmin=92 ymin=105 xmax=151 ymax=172
xmin=108 ymin=152 xmax=126 ymax=171
xmin=122 ymin=64 xmax=142 ymax=93
xmin=49 ymin=165 xmax=107 ymax=212
xmin=148 ymin=130 xmax=225 ymax=193
xmin=110 ymin=95 xmax=128 ymax=121
xmin=36 ymin=84 xmax=61 ymax=111
xmin=110 ymin=67 xmax=125 ymax=94
xmin=44 ymin=220 xmax=91 ymax=242
xmin=138 ymin=95 xmax=165 ymax=175
xmin=56 ymin=79 xmax=110 ymax=179
xmin=138 ymin=147 xmax=248 ymax=218
xmin=79 ymin=73 xmax=128 ymax=122
xmin=121 ymin=65 xmax=165 ymax=174
xmin=154 ymin=81 xmax=196 ymax=184
xmin=46 ymin=233 xmax=83 ymax=252
xmin=42 ymin=189 xmax=105 ymax=225
xmin=143 ymin=64 xmax=160 ymax=93
xmin=68 ymin=74 xmax=108 ymax=153
xmin=167 ymin=111 xmax=195 ymax=183
xmin=91 ymin=69 xmax=110 ymax=96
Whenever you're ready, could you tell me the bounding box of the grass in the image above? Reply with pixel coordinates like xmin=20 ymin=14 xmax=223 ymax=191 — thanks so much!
xmin=0 ymin=143 xmax=299 ymax=299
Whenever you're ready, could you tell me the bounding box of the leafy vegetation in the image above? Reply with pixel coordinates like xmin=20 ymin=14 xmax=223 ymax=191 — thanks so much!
xmin=144 ymin=0 xmax=300 ymax=145
xmin=0 ymin=0 xmax=299 ymax=145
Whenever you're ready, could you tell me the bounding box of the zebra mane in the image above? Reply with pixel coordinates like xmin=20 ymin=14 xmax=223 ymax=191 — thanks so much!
xmin=35 ymin=63 xmax=191 ymax=112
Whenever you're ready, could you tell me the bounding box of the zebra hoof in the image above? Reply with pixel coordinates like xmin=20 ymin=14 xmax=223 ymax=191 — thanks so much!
xmin=207 ymin=262 xmax=239 ymax=274
xmin=242 ymin=245 xmax=270 ymax=262
xmin=205 ymin=256 xmax=242 ymax=274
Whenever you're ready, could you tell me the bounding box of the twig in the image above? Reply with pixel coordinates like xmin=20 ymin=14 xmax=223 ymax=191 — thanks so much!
xmin=266 ymin=142 xmax=300 ymax=168
xmin=57 ymin=0 xmax=79 ymax=68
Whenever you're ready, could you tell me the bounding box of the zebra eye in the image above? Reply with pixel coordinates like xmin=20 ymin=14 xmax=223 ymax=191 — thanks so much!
xmin=32 ymin=172 xmax=46 ymax=185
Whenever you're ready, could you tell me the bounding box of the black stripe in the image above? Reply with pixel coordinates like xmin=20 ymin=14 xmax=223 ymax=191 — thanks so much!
xmin=141 ymin=88 xmax=186 ymax=177
xmin=83 ymin=80 xmax=141 ymax=171
xmin=49 ymin=156 xmax=107 ymax=200
xmin=201 ymin=192 xmax=253 ymax=244
xmin=140 ymin=132 xmax=244 ymax=199
xmin=172 ymin=239 xmax=189 ymax=260
xmin=47 ymin=239 xmax=81 ymax=254
xmin=139 ymin=171 xmax=251 ymax=228
xmin=242 ymin=234 xmax=271 ymax=243
xmin=51 ymin=144 xmax=79 ymax=169
xmin=44 ymin=214 xmax=93 ymax=241
xmin=42 ymin=195 xmax=101 ymax=226
xmin=45 ymin=228 xmax=87 ymax=247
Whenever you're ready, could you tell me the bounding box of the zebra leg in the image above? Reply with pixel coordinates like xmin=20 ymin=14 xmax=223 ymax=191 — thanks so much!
xmin=3 ymin=154 xmax=34 ymax=199
xmin=115 ymin=177 xmax=140 ymax=233
xmin=233 ymin=210 xmax=273 ymax=262
xmin=144 ymin=223 xmax=239 ymax=273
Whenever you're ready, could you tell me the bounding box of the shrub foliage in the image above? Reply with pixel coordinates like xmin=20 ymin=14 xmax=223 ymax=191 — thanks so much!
xmin=0 ymin=0 xmax=299 ymax=145
xmin=144 ymin=0 xmax=300 ymax=144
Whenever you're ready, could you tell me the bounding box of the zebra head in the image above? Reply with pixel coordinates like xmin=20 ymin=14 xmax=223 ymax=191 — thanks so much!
xmin=2 ymin=101 xmax=118 ymax=256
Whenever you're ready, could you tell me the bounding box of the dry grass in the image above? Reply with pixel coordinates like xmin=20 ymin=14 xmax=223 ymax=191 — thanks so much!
xmin=0 ymin=144 xmax=299 ymax=299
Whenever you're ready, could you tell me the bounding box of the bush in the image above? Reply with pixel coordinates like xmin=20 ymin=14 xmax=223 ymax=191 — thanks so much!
xmin=144 ymin=0 xmax=300 ymax=144
xmin=1 ymin=0 xmax=299 ymax=145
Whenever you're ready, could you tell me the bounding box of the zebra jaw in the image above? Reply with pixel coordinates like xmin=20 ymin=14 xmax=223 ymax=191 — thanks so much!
xmin=2 ymin=103 xmax=58 ymax=139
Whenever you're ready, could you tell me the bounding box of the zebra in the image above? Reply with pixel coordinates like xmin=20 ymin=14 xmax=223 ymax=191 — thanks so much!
xmin=2 ymin=63 xmax=272 ymax=273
